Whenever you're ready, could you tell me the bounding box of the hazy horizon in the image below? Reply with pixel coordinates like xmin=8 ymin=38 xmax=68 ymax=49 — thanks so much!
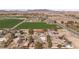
xmin=0 ymin=9 xmax=79 ymax=11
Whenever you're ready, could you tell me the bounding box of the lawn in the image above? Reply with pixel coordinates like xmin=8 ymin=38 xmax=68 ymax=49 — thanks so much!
xmin=16 ymin=22 xmax=58 ymax=29
xmin=0 ymin=19 xmax=22 ymax=28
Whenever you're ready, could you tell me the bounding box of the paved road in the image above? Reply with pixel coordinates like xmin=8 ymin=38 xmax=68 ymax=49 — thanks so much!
xmin=56 ymin=22 xmax=79 ymax=38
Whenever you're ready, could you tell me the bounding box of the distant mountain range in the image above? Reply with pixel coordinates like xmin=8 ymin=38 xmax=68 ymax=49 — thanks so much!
xmin=0 ymin=9 xmax=79 ymax=13
xmin=0 ymin=9 xmax=57 ymax=14
xmin=0 ymin=9 xmax=53 ymax=12
xmin=0 ymin=9 xmax=79 ymax=11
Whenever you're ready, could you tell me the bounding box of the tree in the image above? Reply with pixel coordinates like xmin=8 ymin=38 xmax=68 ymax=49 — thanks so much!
xmin=19 ymin=30 xmax=24 ymax=34
xmin=76 ymin=25 xmax=79 ymax=28
xmin=35 ymin=42 xmax=43 ymax=49
xmin=54 ymin=20 xmax=57 ymax=23
xmin=61 ymin=21 xmax=64 ymax=24
xmin=66 ymin=23 xmax=69 ymax=27
xmin=75 ymin=21 xmax=77 ymax=24
xmin=57 ymin=44 xmax=62 ymax=48
xmin=67 ymin=21 xmax=74 ymax=25
xmin=47 ymin=35 xmax=52 ymax=48
xmin=67 ymin=41 xmax=72 ymax=45
xmin=29 ymin=29 xmax=34 ymax=34
xmin=59 ymin=35 xmax=65 ymax=39
xmin=11 ymin=33 xmax=16 ymax=39
xmin=44 ymin=29 xmax=47 ymax=32
xmin=29 ymin=36 xmax=34 ymax=44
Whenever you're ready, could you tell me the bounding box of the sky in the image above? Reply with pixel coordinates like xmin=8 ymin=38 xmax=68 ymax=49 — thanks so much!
xmin=0 ymin=0 xmax=79 ymax=10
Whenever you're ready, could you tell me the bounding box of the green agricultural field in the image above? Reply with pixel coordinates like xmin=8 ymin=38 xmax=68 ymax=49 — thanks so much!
xmin=16 ymin=22 xmax=58 ymax=29
xmin=0 ymin=19 xmax=22 ymax=28
xmin=0 ymin=16 xmax=26 ymax=19
xmin=7 ymin=16 xmax=26 ymax=18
